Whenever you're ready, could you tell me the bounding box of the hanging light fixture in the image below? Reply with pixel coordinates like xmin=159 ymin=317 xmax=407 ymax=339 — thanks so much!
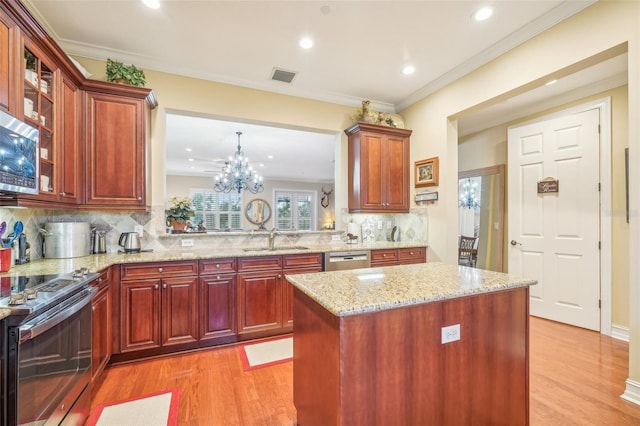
xmin=214 ymin=132 xmax=264 ymax=194
xmin=459 ymin=178 xmax=480 ymax=209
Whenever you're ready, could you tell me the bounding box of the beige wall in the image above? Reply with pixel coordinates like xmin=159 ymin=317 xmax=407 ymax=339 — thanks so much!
xmin=400 ymin=0 xmax=640 ymax=393
xmin=458 ymin=85 xmax=629 ymax=328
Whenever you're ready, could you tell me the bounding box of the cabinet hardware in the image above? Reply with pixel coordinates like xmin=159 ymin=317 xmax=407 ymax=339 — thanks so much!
xmin=163 ymin=283 xmax=167 ymax=289
xmin=154 ymin=284 xmax=158 ymax=289
xmin=158 ymin=267 xmax=163 ymax=273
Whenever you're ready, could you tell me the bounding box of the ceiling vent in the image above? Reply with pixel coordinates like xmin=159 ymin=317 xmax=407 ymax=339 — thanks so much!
xmin=271 ymin=68 xmax=297 ymax=84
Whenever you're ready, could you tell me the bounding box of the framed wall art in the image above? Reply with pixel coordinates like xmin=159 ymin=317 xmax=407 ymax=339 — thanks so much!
xmin=415 ymin=156 xmax=439 ymax=187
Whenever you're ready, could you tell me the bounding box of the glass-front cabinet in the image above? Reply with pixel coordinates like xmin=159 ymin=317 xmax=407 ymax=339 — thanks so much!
xmin=22 ymin=40 xmax=56 ymax=197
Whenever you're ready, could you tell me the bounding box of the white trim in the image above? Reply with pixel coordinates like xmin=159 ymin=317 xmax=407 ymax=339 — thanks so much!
xmin=508 ymin=97 xmax=612 ymax=335
xmin=611 ymin=324 xmax=630 ymax=342
xmin=621 ymin=379 xmax=640 ymax=406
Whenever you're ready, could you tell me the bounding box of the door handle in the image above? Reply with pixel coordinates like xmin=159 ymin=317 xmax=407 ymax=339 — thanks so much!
xmin=510 ymin=240 xmax=522 ymax=246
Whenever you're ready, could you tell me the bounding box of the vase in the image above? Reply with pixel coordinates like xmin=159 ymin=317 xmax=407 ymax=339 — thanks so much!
xmin=172 ymin=220 xmax=186 ymax=231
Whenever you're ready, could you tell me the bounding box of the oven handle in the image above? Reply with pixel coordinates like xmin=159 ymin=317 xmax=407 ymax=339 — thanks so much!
xmin=18 ymin=286 xmax=97 ymax=344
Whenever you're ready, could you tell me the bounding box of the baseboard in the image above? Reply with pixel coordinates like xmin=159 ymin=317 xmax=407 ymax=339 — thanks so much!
xmin=621 ymin=379 xmax=640 ymax=406
xmin=610 ymin=324 xmax=630 ymax=342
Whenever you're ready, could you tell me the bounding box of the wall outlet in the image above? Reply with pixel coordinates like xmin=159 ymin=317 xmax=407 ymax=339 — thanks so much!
xmin=441 ymin=324 xmax=461 ymax=344
xmin=181 ymin=239 xmax=194 ymax=247
xmin=377 ymin=221 xmax=383 ymax=229
xmin=134 ymin=225 xmax=144 ymax=237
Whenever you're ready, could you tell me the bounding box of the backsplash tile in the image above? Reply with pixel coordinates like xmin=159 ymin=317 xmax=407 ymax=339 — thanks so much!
xmin=0 ymin=206 xmax=428 ymax=261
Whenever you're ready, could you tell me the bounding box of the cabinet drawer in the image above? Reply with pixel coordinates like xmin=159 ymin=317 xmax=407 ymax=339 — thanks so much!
xmin=283 ymin=253 xmax=323 ymax=270
xmin=371 ymin=249 xmax=398 ymax=263
xmin=199 ymin=258 xmax=237 ymax=275
xmin=238 ymin=255 xmax=283 ymax=272
xmin=120 ymin=261 xmax=198 ymax=280
xmin=398 ymin=247 xmax=426 ymax=264
xmin=92 ymin=268 xmax=110 ymax=290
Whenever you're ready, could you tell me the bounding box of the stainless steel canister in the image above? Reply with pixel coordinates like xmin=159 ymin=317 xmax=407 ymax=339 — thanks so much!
xmin=39 ymin=222 xmax=91 ymax=258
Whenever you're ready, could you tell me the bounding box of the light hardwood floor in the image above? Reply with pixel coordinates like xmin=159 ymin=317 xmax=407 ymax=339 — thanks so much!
xmin=89 ymin=317 xmax=640 ymax=425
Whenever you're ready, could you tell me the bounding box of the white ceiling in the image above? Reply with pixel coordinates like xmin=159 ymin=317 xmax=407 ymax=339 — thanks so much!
xmin=24 ymin=0 xmax=626 ymax=182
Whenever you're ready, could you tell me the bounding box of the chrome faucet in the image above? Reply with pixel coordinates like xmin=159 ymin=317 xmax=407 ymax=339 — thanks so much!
xmin=268 ymin=227 xmax=277 ymax=250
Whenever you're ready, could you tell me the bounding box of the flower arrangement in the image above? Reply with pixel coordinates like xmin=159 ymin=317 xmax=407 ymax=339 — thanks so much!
xmin=165 ymin=197 xmax=195 ymax=227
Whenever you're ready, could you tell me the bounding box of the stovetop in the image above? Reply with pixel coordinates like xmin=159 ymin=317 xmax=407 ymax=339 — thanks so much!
xmin=0 ymin=269 xmax=99 ymax=318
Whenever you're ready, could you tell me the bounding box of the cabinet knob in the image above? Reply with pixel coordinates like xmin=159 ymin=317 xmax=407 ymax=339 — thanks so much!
xmin=216 ymin=264 xmax=220 ymax=269
xmin=154 ymin=284 xmax=159 ymax=289
xmin=382 ymin=254 xmax=386 ymax=257
xmin=410 ymin=252 xmax=414 ymax=255
xmin=137 ymin=196 xmax=142 ymax=201
xmin=98 ymin=278 xmax=102 ymax=282
xmin=92 ymin=306 xmax=95 ymax=311
xmin=60 ymin=192 xmax=66 ymax=196
xmin=278 ymin=274 xmax=282 ymax=279
xmin=163 ymin=283 xmax=167 ymax=289
xmin=158 ymin=267 xmax=163 ymax=273
xmin=216 ymin=275 xmax=221 ymax=280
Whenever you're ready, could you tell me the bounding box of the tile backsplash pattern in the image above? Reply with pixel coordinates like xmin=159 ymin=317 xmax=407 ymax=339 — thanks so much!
xmin=0 ymin=206 xmax=428 ymax=261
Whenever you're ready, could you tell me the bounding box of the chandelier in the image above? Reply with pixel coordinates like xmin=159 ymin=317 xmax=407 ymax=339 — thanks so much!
xmin=459 ymin=178 xmax=480 ymax=209
xmin=214 ymin=132 xmax=264 ymax=194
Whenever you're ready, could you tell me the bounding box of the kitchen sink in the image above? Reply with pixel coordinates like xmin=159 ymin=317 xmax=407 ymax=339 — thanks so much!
xmin=242 ymin=246 xmax=309 ymax=252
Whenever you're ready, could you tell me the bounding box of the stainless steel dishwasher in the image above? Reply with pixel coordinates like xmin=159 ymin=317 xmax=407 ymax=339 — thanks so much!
xmin=324 ymin=250 xmax=371 ymax=271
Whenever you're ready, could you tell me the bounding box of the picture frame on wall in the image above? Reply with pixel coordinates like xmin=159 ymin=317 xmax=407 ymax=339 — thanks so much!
xmin=415 ymin=157 xmax=439 ymax=187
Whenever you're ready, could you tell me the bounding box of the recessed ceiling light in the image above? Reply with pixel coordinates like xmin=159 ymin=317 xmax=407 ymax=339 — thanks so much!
xmin=402 ymin=65 xmax=415 ymax=75
xmin=545 ymin=79 xmax=558 ymax=86
xmin=472 ymin=6 xmax=494 ymax=22
xmin=267 ymin=155 xmax=274 ymax=160
xmin=141 ymin=0 xmax=160 ymax=9
xmin=188 ymin=158 xmax=194 ymax=162
xmin=299 ymin=37 xmax=314 ymax=49
xmin=185 ymin=148 xmax=192 ymax=152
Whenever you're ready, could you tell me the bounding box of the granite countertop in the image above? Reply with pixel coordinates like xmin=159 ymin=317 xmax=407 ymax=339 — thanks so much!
xmin=285 ymin=262 xmax=537 ymax=317
xmin=0 ymin=241 xmax=427 ymax=278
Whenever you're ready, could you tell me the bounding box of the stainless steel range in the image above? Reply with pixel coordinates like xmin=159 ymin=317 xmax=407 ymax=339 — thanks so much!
xmin=1 ymin=269 xmax=98 ymax=426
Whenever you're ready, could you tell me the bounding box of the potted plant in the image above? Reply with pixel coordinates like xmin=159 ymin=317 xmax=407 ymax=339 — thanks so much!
xmin=165 ymin=196 xmax=195 ymax=231
xmin=105 ymin=58 xmax=146 ymax=87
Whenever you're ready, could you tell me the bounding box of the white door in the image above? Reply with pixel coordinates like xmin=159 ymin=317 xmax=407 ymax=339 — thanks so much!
xmin=508 ymin=109 xmax=600 ymax=331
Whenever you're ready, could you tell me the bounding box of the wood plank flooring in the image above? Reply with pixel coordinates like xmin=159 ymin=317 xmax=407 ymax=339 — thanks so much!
xmin=89 ymin=317 xmax=640 ymax=425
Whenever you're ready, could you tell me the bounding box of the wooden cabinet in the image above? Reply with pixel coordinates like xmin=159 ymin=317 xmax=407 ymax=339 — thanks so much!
xmin=370 ymin=247 xmax=426 ymax=267
xmin=119 ymin=261 xmax=198 ymax=353
xmin=237 ymin=256 xmax=283 ymax=335
xmin=58 ymin=75 xmax=82 ymax=204
xmin=283 ymin=253 xmax=323 ymax=326
xmin=91 ymin=268 xmax=111 ymax=383
xmin=199 ymin=258 xmax=237 ymax=341
xmin=237 ymin=253 xmax=322 ymax=335
xmin=83 ymin=81 xmax=155 ymax=209
xmin=0 ymin=8 xmax=15 ymax=113
xmin=346 ymin=123 xmax=412 ymax=213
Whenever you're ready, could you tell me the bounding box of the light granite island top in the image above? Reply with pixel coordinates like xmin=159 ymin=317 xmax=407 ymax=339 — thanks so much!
xmin=289 ymin=262 xmax=537 ymax=425
xmin=285 ymin=261 xmax=537 ymax=316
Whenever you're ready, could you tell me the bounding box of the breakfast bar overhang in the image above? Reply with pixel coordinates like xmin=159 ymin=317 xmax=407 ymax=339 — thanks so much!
xmin=286 ymin=262 xmax=537 ymax=426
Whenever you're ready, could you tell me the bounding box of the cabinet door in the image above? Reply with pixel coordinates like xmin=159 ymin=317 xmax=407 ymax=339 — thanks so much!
xmin=120 ymin=278 xmax=161 ymax=352
xmin=283 ymin=267 xmax=322 ymax=326
xmin=384 ymin=134 xmax=410 ymax=211
xmin=358 ymin=132 xmax=386 ymax=210
xmin=59 ymin=75 xmax=82 ymax=203
xmin=161 ymin=276 xmax=198 ymax=346
xmin=84 ymin=91 xmax=145 ymax=207
xmin=398 ymin=247 xmax=426 ymax=264
xmin=0 ymin=9 xmax=14 ymax=112
xmin=237 ymin=270 xmax=283 ymax=334
xmin=91 ymin=284 xmax=110 ymax=382
xmin=200 ymin=274 xmax=236 ymax=340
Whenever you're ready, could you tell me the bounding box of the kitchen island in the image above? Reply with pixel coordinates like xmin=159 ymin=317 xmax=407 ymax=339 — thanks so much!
xmin=286 ymin=262 xmax=537 ymax=426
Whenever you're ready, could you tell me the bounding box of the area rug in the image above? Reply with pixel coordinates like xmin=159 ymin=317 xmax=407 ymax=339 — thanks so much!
xmin=239 ymin=336 xmax=293 ymax=371
xmin=85 ymin=388 xmax=180 ymax=426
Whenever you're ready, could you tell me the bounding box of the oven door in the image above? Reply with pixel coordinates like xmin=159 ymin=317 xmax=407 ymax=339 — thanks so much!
xmin=6 ymin=286 xmax=96 ymax=426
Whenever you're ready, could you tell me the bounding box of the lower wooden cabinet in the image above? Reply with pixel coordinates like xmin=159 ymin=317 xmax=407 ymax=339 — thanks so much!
xmin=200 ymin=273 xmax=236 ymax=340
xmin=91 ymin=269 xmax=111 ymax=383
xmin=119 ymin=262 xmax=198 ymax=353
xmin=371 ymin=247 xmax=426 ymax=267
xmin=237 ymin=257 xmax=283 ymax=335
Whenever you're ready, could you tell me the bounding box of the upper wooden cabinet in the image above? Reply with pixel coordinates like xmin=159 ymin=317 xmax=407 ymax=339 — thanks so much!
xmin=345 ymin=123 xmax=412 ymax=213
xmin=0 ymin=8 xmax=15 ymax=113
xmin=83 ymin=80 xmax=156 ymax=209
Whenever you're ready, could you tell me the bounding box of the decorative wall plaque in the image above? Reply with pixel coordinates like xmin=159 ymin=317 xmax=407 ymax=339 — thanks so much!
xmin=537 ymin=177 xmax=559 ymax=194
xmin=415 ymin=191 xmax=438 ymax=203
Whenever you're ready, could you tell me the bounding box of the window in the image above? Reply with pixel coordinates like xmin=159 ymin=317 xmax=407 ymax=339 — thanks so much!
xmin=275 ymin=190 xmax=316 ymax=231
xmin=190 ymin=189 xmax=242 ymax=230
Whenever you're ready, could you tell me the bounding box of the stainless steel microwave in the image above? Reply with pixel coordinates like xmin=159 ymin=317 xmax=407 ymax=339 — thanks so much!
xmin=0 ymin=109 xmax=39 ymax=195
